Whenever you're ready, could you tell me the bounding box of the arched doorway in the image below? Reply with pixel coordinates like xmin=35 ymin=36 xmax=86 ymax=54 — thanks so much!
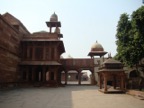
xmin=35 ymin=66 xmax=42 ymax=82
xmin=67 ymin=70 xmax=78 ymax=85
xmin=61 ymin=69 xmax=93 ymax=85
xmin=81 ymin=70 xmax=91 ymax=85
xmin=61 ymin=70 xmax=79 ymax=85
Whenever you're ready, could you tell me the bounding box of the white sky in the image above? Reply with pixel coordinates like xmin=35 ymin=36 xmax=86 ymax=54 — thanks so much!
xmin=0 ymin=0 xmax=143 ymax=58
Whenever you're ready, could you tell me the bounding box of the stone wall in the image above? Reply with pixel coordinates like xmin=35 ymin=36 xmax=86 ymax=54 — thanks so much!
xmin=0 ymin=15 xmax=20 ymax=83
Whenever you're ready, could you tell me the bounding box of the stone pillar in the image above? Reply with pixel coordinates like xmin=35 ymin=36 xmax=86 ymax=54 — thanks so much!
xmin=32 ymin=66 xmax=35 ymax=82
xmin=113 ymin=75 xmax=116 ymax=89
xmin=94 ymin=58 xmax=99 ymax=84
xmin=99 ymin=74 xmax=102 ymax=89
xmin=104 ymin=74 xmax=107 ymax=92
xmin=78 ymin=71 xmax=81 ymax=85
xmin=43 ymin=43 xmax=46 ymax=60
xmin=120 ymin=75 xmax=124 ymax=90
xmin=65 ymin=71 xmax=68 ymax=85
xmin=26 ymin=66 xmax=29 ymax=81
xmin=50 ymin=27 xmax=52 ymax=33
xmin=42 ymin=66 xmax=46 ymax=82
xmin=54 ymin=68 xmax=57 ymax=81
xmin=57 ymin=69 xmax=61 ymax=85
xmin=91 ymin=72 xmax=96 ymax=85
xmin=49 ymin=71 xmax=51 ymax=81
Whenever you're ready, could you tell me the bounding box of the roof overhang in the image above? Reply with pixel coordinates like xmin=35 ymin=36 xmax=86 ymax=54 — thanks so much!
xmin=46 ymin=22 xmax=61 ymax=27
xmin=88 ymin=51 xmax=107 ymax=57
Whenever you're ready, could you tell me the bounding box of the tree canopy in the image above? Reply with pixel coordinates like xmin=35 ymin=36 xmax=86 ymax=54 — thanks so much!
xmin=115 ymin=6 xmax=144 ymax=68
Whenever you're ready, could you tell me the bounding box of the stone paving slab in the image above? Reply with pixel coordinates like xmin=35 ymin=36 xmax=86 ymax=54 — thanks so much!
xmin=0 ymin=86 xmax=144 ymax=108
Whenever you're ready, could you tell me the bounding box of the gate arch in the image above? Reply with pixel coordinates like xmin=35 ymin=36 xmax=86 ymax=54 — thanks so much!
xmin=60 ymin=58 xmax=95 ymax=85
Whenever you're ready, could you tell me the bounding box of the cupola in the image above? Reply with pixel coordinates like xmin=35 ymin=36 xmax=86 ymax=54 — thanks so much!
xmin=50 ymin=12 xmax=58 ymax=22
xmin=91 ymin=41 xmax=104 ymax=51
xmin=88 ymin=41 xmax=107 ymax=57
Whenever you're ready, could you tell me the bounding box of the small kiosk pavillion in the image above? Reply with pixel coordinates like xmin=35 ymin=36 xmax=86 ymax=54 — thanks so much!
xmin=98 ymin=57 xmax=126 ymax=93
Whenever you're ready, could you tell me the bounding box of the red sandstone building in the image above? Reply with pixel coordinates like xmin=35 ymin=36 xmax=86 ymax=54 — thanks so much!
xmin=0 ymin=12 xmax=127 ymax=91
xmin=0 ymin=12 xmax=95 ymax=87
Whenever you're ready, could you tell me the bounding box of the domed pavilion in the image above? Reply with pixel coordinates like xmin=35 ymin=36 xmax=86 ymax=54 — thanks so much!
xmin=50 ymin=12 xmax=58 ymax=22
xmin=46 ymin=12 xmax=62 ymax=38
xmin=98 ymin=54 xmax=126 ymax=93
xmin=88 ymin=41 xmax=107 ymax=58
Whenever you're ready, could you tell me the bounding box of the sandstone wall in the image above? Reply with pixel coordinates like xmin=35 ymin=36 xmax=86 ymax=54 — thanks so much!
xmin=0 ymin=15 xmax=20 ymax=83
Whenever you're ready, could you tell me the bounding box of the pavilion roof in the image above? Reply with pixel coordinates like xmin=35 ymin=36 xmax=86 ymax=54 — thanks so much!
xmin=103 ymin=58 xmax=121 ymax=64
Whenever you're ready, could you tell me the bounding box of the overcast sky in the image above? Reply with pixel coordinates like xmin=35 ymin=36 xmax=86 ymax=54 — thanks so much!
xmin=0 ymin=0 xmax=143 ymax=58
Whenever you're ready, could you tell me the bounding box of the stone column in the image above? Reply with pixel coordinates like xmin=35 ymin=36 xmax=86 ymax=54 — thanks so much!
xmin=99 ymin=74 xmax=102 ymax=89
xmin=50 ymin=26 xmax=52 ymax=33
xmin=113 ymin=75 xmax=116 ymax=89
xmin=42 ymin=66 xmax=46 ymax=82
xmin=43 ymin=42 xmax=46 ymax=60
xmin=54 ymin=68 xmax=57 ymax=81
xmin=78 ymin=71 xmax=81 ymax=85
xmin=32 ymin=66 xmax=35 ymax=82
xmin=49 ymin=71 xmax=51 ymax=81
xmin=26 ymin=66 xmax=29 ymax=81
xmin=91 ymin=72 xmax=96 ymax=85
xmin=104 ymin=74 xmax=107 ymax=92
xmin=120 ymin=75 xmax=124 ymax=91
xmin=57 ymin=69 xmax=61 ymax=85
xmin=65 ymin=71 xmax=68 ymax=85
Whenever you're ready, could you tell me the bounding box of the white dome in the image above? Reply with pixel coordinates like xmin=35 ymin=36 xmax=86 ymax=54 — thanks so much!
xmin=50 ymin=12 xmax=58 ymax=22
xmin=91 ymin=41 xmax=104 ymax=51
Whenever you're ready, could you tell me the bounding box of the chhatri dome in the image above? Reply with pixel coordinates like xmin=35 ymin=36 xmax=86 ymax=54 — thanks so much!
xmin=91 ymin=41 xmax=104 ymax=51
xmin=50 ymin=12 xmax=58 ymax=22
xmin=88 ymin=41 xmax=107 ymax=57
xmin=46 ymin=12 xmax=61 ymax=29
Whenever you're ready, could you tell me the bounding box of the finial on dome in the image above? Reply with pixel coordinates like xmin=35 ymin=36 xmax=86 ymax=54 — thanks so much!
xmin=96 ymin=40 xmax=98 ymax=43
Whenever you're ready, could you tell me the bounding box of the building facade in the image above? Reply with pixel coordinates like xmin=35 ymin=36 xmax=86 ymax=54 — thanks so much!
xmin=1 ymin=12 xmax=131 ymax=89
xmin=19 ymin=13 xmax=65 ymax=86
xmin=0 ymin=12 xmax=95 ymax=87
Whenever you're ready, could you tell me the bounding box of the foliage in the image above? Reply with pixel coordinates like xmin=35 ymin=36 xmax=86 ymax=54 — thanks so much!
xmin=115 ymin=6 xmax=144 ymax=68
xmin=115 ymin=13 xmax=132 ymax=66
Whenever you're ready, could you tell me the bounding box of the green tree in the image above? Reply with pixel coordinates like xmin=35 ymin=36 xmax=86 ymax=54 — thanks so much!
xmin=115 ymin=13 xmax=132 ymax=66
xmin=115 ymin=6 xmax=144 ymax=69
xmin=131 ymin=6 xmax=144 ymax=69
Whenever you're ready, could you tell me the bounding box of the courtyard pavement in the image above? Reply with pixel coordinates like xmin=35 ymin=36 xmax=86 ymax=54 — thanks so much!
xmin=0 ymin=85 xmax=144 ymax=108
